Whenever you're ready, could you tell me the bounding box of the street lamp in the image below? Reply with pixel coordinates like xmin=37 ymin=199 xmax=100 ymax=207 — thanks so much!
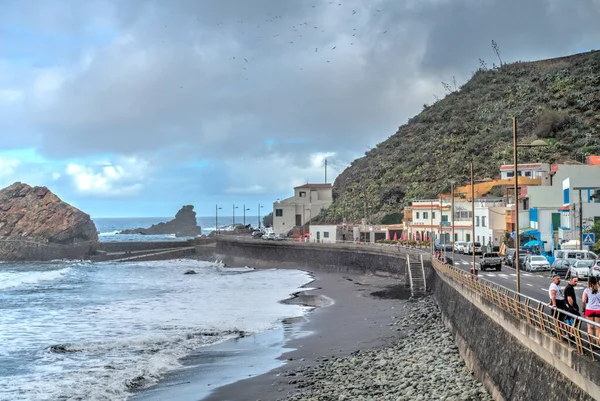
xmin=512 ymin=117 xmax=550 ymax=293
xmin=215 ymin=204 xmax=222 ymax=234
xmin=233 ymin=204 xmax=238 ymax=227
xmin=258 ymin=203 xmax=264 ymax=229
xmin=243 ymin=204 xmax=250 ymax=226
xmin=451 ymin=180 xmax=456 ymax=264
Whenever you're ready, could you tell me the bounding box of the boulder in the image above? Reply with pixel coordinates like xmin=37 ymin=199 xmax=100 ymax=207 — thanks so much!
xmin=118 ymin=205 xmax=201 ymax=237
xmin=0 ymin=182 xmax=98 ymax=261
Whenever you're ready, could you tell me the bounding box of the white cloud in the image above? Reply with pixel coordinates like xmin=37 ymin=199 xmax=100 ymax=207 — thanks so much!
xmin=0 ymin=89 xmax=23 ymax=103
xmin=224 ymin=184 xmax=266 ymax=195
xmin=65 ymin=156 xmax=150 ymax=197
xmin=0 ymin=157 xmax=21 ymax=177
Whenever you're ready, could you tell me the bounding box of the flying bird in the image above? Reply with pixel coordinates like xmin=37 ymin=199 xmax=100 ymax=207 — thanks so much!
xmin=382 ymin=30 xmax=387 ymax=34
xmin=332 ymin=46 xmax=336 ymax=50
xmin=315 ymin=47 xmax=318 ymax=52
xmin=244 ymin=58 xmax=248 ymax=62
xmin=352 ymin=10 xmax=356 ymax=14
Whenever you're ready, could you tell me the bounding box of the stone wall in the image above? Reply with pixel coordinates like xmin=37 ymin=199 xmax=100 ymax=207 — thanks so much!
xmin=215 ymin=238 xmax=407 ymax=275
xmin=427 ymin=265 xmax=600 ymax=401
xmin=0 ymin=240 xmax=96 ymax=261
xmin=97 ymin=240 xmax=193 ymax=253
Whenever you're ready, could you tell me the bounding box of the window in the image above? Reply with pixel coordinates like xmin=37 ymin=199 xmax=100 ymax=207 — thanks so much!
xmin=454 ymin=211 xmax=472 ymax=221
xmin=477 ymin=235 xmax=480 ymax=242
xmin=299 ymin=191 xmax=306 ymax=197
xmin=416 ymin=212 xmax=420 ymax=219
xmin=476 ymin=216 xmax=480 ymax=226
xmin=275 ymin=209 xmax=283 ymax=217
xmin=482 ymin=216 xmax=487 ymax=227
xmin=423 ymin=212 xmax=428 ymax=219
xmin=466 ymin=234 xmax=471 ymax=242
xmin=524 ymin=171 xmax=532 ymax=177
xmin=454 ymin=233 xmax=458 ymax=241
xmin=441 ymin=215 xmax=449 ymax=222
xmin=507 ymin=171 xmax=514 ymax=178
xmin=432 ymin=212 xmax=436 ymax=219
xmin=324 ymin=232 xmax=330 ymax=238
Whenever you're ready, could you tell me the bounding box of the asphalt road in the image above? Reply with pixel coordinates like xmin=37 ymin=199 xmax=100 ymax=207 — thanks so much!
xmin=443 ymin=251 xmax=587 ymax=305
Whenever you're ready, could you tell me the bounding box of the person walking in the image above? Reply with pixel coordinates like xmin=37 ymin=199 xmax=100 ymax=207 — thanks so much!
xmin=582 ymin=276 xmax=600 ymax=344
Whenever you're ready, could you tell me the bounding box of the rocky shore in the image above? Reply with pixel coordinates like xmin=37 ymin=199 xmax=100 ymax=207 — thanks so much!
xmin=282 ymin=298 xmax=492 ymax=401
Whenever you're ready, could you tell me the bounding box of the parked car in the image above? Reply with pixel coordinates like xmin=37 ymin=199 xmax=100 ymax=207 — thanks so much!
xmin=555 ymin=250 xmax=598 ymax=261
xmin=454 ymin=242 xmax=468 ymax=254
xmin=504 ymin=248 xmax=516 ymax=267
xmin=567 ymin=259 xmax=594 ymax=280
xmin=274 ymin=233 xmax=286 ymax=241
xmin=589 ymin=259 xmax=600 ymax=278
xmin=524 ymin=255 xmax=551 ymax=272
xmin=262 ymin=233 xmax=276 ymax=240
xmin=550 ymin=258 xmax=575 ymax=277
xmin=251 ymin=230 xmax=264 ymax=239
xmin=479 ymin=252 xmax=502 ymax=271
xmin=435 ymin=241 xmax=453 ymax=252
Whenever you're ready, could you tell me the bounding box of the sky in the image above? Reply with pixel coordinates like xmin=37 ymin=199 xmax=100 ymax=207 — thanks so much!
xmin=0 ymin=0 xmax=599 ymax=217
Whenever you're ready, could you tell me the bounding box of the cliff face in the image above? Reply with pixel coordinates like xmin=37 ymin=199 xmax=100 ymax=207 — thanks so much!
xmin=325 ymin=51 xmax=600 ymax=223
xmin=119 ymin=205 xmax=201 ymax=237
xmin=0 ymin=182 xmax=98 ymax=260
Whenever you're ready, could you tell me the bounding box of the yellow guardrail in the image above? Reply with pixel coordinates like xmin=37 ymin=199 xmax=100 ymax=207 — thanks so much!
xmin=433 ymin=258 xmax=600 ymax=360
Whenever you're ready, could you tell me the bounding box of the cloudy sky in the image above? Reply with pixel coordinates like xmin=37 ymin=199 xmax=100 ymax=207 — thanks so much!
xmin=0 ymin=0 xmax=598 ymax=217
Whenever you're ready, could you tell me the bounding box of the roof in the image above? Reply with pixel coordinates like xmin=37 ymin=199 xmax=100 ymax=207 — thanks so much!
xmin=294 ymin=183 xmax=333 ymax=189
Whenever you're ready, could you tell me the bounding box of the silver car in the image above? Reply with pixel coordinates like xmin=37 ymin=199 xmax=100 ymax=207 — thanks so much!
xmin=524 ymin=255 xmax=551 ymax=272
xmin=568 ymin=259 xmax=594 ymax=280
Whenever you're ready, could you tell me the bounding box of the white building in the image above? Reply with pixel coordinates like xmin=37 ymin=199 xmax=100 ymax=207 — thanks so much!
xmin=525 ymin=163 xmax=600 ymax=250
xmin=272 ymin=183 xmax=333 ymax=234
xmin=309 ymin=225 xmax=337 ymax=243
xmin=499 ymin=163 xmax=551 ymax=184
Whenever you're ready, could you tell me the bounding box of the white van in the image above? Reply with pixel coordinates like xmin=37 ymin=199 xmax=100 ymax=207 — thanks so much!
xmin=555 ymin=250 xmax=597 ymax=261
xmin=466 ymin=242 xmax=483 ymax=255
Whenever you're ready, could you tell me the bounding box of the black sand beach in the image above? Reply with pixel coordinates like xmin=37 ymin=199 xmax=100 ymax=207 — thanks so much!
xmin=203 ymin=269 xmax=410 ymax=401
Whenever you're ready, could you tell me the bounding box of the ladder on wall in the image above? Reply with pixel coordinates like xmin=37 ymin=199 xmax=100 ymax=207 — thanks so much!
xmin=406 ymin=254 xmax=427 ymax=297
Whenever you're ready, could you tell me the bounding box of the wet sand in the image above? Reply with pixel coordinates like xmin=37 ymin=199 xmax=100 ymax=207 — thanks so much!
xmin=203 ymin=269 xmax=410 ymax=401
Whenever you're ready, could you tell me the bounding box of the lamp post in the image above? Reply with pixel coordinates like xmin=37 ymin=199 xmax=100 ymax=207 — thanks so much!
xmin=430 ymin=201 xmax=434 ymax=255
xmin=243 ymin=204 xmax=250 ymax=226
xmin=258 ymin=203 xmax=264 ymax=229
xmin=512 ymin=116 xmax=550 ymax=293
xmin=233 ymin=204 xmax=238 ymax=227
xmin=215 ymin=204 xmax=222 ymax=234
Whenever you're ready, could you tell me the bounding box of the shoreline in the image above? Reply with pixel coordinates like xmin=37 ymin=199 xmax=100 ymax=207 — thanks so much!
xmin=203 ymin=268 xmax=410 ymax=401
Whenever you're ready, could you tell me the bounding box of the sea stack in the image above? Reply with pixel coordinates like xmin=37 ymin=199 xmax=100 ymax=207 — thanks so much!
xmin=0 ymin=182 xmax=99 ymax=261
xmin=118 ymin=205 xmax=201 ymax=237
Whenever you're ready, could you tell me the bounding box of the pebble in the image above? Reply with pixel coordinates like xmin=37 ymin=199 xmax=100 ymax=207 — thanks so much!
xmin=279 ymin=297 xmax=493 ymax=401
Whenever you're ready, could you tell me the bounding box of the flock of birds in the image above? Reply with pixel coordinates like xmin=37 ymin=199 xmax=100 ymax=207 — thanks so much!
xmin=174 ymin=1 xmax=390 ymax=84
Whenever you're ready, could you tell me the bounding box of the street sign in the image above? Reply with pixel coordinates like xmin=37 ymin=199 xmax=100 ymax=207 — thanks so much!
xmin=583 ymin=233 xmax=596 ymax=246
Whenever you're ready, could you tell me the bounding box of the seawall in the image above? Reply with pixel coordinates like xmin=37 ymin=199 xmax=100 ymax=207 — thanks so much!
xmin=215 ymin=238 xmax=600 ymax=401
xmin=215 ymin=238 xmax=409 ymax=274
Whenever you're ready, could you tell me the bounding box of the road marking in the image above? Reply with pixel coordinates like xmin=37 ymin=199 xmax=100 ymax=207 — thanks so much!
xmin=484 ymin=273 xmax=497 ymax=277
xmin=498 ymin=274 xmax=508 ymax=277
xmin=526 ymin=283 xmax=533 ymax=287
xmin=541 ymin=287 xmax=548 ymax=292
xmin=510 ymin=274 xmax=517 ymax=277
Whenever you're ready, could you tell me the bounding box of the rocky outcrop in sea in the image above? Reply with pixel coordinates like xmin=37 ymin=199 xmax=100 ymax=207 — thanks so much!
xmin=284 ymin=298 xmax=492 ymax=401
xmin=118 ymin=205 xmax=201 ymax=237
xmin=0 ymin=182 xmax=98 ymax=260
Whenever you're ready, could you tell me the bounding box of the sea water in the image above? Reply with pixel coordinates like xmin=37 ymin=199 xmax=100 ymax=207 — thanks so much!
xmin=94 ymin=216 xmax=260 ymax=242
xmin=0 ymin=259 xmax=312 ymax=401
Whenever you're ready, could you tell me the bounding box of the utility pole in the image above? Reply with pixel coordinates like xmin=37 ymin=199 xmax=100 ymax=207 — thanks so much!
xmin=579 ymin=190 xmax=583 ymax=248
xmin=471 ymin=162 xmax=476 ymax=274
xmin=513 ymin=117 xmax=521 ymax=293
xmin=451 ymin=181 xmax=455 ymax=264
xmin=325 ymin=158 xmax=328 ymax=184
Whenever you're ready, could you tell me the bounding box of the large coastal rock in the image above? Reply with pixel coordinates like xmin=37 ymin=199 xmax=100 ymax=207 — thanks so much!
xmin=118 ymin=205 xmax=201 ymax=237
xmin=0 ymin=182 xmax=98 ymax=261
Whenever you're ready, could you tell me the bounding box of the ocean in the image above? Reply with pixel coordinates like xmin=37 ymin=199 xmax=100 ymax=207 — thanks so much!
xmin=95 ymin=215 xmax=261 ymax=242
xmin=0 ymin=218 xmax=312 ymax=401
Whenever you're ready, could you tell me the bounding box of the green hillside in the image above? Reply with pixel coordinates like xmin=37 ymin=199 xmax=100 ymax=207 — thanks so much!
xmin=324 ymin=51 xmax=600 ymax=224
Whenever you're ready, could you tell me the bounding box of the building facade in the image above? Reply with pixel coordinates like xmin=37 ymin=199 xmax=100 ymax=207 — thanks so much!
xmin=272 ymin=183 xmax=333 ymax=234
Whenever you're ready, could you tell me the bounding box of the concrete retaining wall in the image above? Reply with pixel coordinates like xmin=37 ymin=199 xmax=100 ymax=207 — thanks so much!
xmin=428 ymin=266 xmax=600 ymax=401
xmin=215 ymin=238 xmax=407 ymax=275
xmin=97 ymin=241 xmax=193 ymax=253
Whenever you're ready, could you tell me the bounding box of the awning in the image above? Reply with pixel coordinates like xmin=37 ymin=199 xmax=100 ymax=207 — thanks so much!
xmin=523 ymin=240 xmax=542 ymax=248
xmin=557 ymin=205 xmax=570 ymax=212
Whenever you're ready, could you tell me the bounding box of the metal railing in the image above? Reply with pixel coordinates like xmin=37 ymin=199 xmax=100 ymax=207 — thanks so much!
xmin=433 ymin=258 xmax=600 ymax=360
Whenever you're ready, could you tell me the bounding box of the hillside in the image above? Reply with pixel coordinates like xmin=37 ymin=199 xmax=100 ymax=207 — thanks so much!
xmin=322 ymin=51 xmax=600 ymax=224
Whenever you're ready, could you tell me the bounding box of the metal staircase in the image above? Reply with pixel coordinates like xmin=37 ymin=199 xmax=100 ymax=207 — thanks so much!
xmin=406 ymin=254 xmax=428 ymax=297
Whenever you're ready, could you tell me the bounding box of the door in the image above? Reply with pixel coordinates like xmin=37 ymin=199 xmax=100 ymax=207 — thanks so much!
xmin=295 ymin=214 xmax=302 ymax=226
xmin=316 ymin=231 xmax=321 ymax=243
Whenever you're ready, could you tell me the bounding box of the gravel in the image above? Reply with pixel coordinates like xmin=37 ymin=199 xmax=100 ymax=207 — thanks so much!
xmin=279 ymin=297 xmax=493 ymax=401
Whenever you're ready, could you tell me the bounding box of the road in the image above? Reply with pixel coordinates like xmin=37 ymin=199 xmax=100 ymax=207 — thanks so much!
xmin=442 ymin=251 xmax=587 ymax=305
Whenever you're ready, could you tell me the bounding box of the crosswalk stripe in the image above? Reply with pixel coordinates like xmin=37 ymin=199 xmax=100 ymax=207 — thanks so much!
xmin=526 ymin=283 xmax=533 ymax=287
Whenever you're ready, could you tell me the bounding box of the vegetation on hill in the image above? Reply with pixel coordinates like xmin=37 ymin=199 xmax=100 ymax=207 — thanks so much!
xmin=320 ymin=50 xmax=600 ymax=224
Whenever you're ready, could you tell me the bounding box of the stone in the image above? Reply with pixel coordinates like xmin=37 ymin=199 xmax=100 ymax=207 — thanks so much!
xmin=118 ymin=205 xmax=201 ymax=237
xmin=0 ymin=182 xmax=98 ymax=261
xmin=184 ymin=269 xmax=197 ymax=275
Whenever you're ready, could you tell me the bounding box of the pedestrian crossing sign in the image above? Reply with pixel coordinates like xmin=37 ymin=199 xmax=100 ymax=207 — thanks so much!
xmin=583 ymin=233 xmax=595 ymax=246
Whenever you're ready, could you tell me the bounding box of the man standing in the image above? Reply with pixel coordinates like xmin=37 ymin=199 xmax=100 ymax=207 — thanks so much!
xmin=564 ymin=276 xmax=580 ymax=327
xmin=549 ymin=274 xmax=566 ymax=311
